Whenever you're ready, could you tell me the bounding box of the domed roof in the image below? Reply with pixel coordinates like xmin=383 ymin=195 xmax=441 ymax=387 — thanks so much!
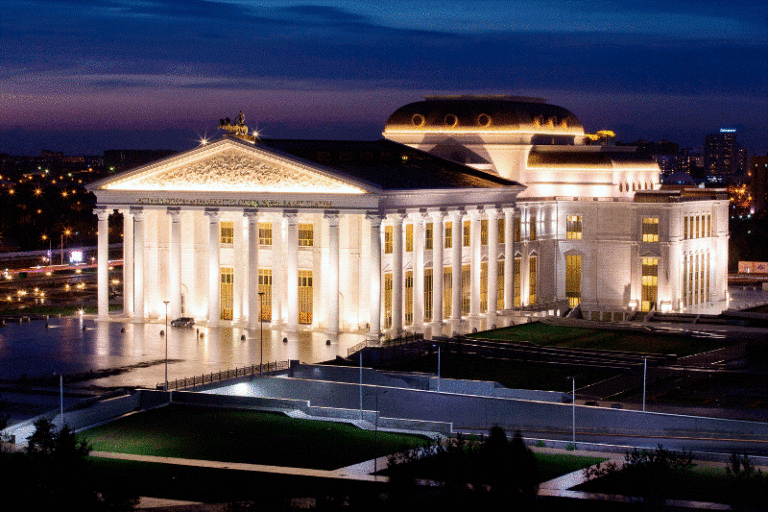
xmin=384 ymin=95 xmax=584 ymax=134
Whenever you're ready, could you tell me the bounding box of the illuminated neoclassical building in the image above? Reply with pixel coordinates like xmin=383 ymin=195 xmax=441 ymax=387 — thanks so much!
xmin=89 ymin=96 xmax=728 ymax=337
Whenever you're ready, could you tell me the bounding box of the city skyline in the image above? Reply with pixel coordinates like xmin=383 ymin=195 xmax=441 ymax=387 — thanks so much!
xmin=2 ymin=0 xmax=767 ymax=156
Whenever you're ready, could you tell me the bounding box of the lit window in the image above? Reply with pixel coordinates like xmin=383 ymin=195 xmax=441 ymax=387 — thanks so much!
xmin=513 ymin=217 xmax=521 ymax=242
xmin=384 ymin=225 xmax=393 ymax=254
xmin=566 ymin=215 xmax=582 ymax=240
xmin=566 ymin=254 xmax=582 ymax=308
xmin=529 ymin=216 xmax=537 ymax=241
xmin=528 ymin=255 xmax=537 ymax=305
xmin=642 ymin=217 xmax=659 ymax=242
xmin=220 ymin=221 xmax=234 ymax=244
xmin=258 ymin=222 xmax=272 ymax=245
xmin=405 ymin=224 xmax=413 ymax=252
xmin=480 ymin=219 xmax=488 ymax=245
xmin=463 ymin=221 xmax=471 ymax=247
xmin=425 ymin=223 xmax=433 ymax=250
xmin=641 ymin=257 xmax=659 ymax=312
xmin=298 ymin=223 xmax=313 ymax=247
xmin=445 ymin=222 xmax=452 ymax=248
xmin=498 ymin=218 xmax=505 ymax=244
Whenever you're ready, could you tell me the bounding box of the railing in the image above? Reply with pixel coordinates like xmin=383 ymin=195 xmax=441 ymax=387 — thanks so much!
xmin=159 ymin=360 xmax=290 ymax=391
xmin=346 ymin=332 xmax=425 ymax=357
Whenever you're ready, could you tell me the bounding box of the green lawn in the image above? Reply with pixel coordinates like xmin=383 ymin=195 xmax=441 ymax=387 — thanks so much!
xmin=471 ymin=322 xmax=732 ymax=357
xmin=535 ymin=453 xmax=606 ymax=483
xmin=81 ymin=404 xmax=426 ymax=470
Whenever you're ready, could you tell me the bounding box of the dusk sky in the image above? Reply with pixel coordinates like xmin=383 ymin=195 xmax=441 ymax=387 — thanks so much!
xmin=1 ymin=0 xmax=766 ymax=156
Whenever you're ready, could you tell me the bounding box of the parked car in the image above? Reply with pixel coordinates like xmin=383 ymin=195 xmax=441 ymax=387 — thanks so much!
xmin=170 ymin=317 xmax=195 ymax=328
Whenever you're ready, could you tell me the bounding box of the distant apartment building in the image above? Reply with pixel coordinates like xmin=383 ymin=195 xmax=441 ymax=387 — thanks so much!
xmin=751 ymin=155 xmax=768 ymax=215
xmin=704 ymin=129 xmax=749 ymax=180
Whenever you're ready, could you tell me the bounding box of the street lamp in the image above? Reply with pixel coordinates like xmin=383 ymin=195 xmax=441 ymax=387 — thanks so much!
xmin=432 ymin=343 xmax=441 ymax=392
xmin=41 ymin=235 xmax=51 ymax=270
xmin=568 ymin=376 xmax=576 ymax=446
xmin=258 ymin=291 xmax=265 ymax=376
xmin=163 ymin=300 xmax=170 ymax=391
xmin=60 ymin=229 xmax=72 ymax=265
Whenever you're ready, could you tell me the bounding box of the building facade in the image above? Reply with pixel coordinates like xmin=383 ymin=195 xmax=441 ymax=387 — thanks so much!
xmin=89 ymin=96 xmax=729 ymax=338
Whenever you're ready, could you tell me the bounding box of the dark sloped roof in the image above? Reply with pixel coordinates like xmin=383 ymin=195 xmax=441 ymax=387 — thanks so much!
xmin=385 ymin=96 xmax=583 ymax=132
xmin=260 ymin=139 xmax=521 ymax=190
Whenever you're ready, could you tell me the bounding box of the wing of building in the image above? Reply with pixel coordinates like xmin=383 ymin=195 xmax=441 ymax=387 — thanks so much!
xmin=88 ymin=96 xmax=729 ymax=337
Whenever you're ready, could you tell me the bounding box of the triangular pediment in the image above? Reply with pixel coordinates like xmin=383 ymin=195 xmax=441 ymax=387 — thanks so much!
xmin=96 ymin=139 xmax=370 ymax=194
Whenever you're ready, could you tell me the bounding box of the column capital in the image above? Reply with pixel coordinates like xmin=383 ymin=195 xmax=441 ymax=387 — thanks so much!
xmin=166 ymin=207 xmax=181 ymax=219
xmin=365 ymin=211 xmax=383 ymax=226
xmin=283 ymin=209 xmax=299 ymax=223
xmin=95 ymin=208 xmax=110 ymax=221
xmin=467 ymin=208 xmax=484 ymax=220
xmin=430 ymin=210 xmax=446 ymax=221
xmin=243 ymin=209 xmax=259 ymax=220
xmin=129 ymin=206 xmax=143 ymax=219
xmin=323 ymin=210 xmax=340 ymax=224
xmin=485 ymin=207 xmax=501 ymax=219
xmin=204 ymin=208 xmax=219 ymax=219
xmin=387 ymin=212 xmax=406 ymax=223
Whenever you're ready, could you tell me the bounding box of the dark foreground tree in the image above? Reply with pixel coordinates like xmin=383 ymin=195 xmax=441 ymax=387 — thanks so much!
xmin=0 ymin=418 xmax=137 ymax=511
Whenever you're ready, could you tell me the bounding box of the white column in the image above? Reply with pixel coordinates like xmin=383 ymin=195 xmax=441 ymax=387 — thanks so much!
xmin=431 ymin=212 xmax=445 ymax=326
xmin=451 ymin=211 xmax=463 ymax=321
xmin=487 ymin=208 xmax=499 ymax=315
xmin=272 ymin=212 xmax=284 ymax=324
xmin=121 ymin=209 xmax=134 ymax=317
xmin=245 ymin=210 xmax=259 ymax=329
xmin=284 ymin=211 xmax=299 ymax=331
xmin=325 ymin=211 xmax=340 ymax=334
xmin=413 ymin=213 xmax=425 ymax=329
xmin=391 ymin=214 xmax=405 ymax=335
xmin=504 ymin=208 xmax=514 ymax=309
xmin=205 ymin=209 xmax=220 ymax=326
xmin=233 ymin=212 xmax=244 ymax=322
xmin=366 ymin=213 xmax=382 ymax=339
xmin=470 ymin=210 xmax=482 ymax=317
xmin=166 ymin=208 xmax=182 ymax=319
xmin=96 ymin=208 xmax=110 ymax=319
xmin=132 ymin=208 xmax=144 ymax=320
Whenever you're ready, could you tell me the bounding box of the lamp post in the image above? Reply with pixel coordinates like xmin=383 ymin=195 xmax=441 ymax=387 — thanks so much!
xmin=643 ymin=356 xmax=647 ymax=412
xmin=433 ymin=343 xmax=441 ymax=392
xmin=258 ymin=291 xmax=265 ymax=376
xmin=163 ymin=300 xmax=169 ymax=391
xmin=568 ymin=375 xmax=576 ymax=447
xmin=60 ymin=229 xmax=71 ymax=266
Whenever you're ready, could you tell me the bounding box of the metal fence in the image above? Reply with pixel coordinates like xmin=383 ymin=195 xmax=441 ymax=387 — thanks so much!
xmin=346 ymin=332 xmax=424 ymax=357
xmin=160 ymin=360 xmax=290 ymax=391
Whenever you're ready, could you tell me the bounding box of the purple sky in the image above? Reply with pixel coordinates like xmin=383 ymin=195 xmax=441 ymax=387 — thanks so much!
xmin=1 ymin=0 xmax=766 ymax=156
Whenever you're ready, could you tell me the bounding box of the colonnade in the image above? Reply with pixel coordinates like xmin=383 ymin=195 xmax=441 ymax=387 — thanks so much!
xmin=95 ymin=205 xmax=519 ymax=338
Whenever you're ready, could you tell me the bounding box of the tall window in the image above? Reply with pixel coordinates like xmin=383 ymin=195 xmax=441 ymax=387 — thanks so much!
xmin=462 ymin=264 xmax=471 ymax=315
xmin=566 ymin=254 xmax=582 ymax=308
xmin=443 ymin=267 xmax=452 ymax=318
xmin=684 ymin=216 xmax=689 ymax=239
xmin=513 ymin=217 xmax=521 ymax=242
xmin=513 ymin=256 xmax=521 ymax=307
xmin=566 ymin=215 xmax=582 ymax=240
xmin=480 ymin=219 xmax=489 ymax=245
xmin=444 ymin=222 xmax=453 ymax=248
xmin=258 ymin=222 xmax=272 ymax=245
xmin=258 ymin=269 xmax=272 ymax=321
xmin=706 ymin=215 xmax=711 ymax=237
xmin=298 ymin=270 xmax=313 ymax=324
xmin=220 ymin=267 xmax=233 ymax=320
xmin=641 ymin=257 xmax=658 ymax=312
xmin=384 ymin=225 xmax=393 ymax=254
xmin=529 ymin=215 xmax=537 ymax=241
xmin=498 ymin=218 xmax=505 ymax=244
xmin=480 ymin=261 xmax=488 ymax=313
xmin=463 ymin=221 xmax=471 ymax=247
xmin=642 ymin=217 xmax=659 ymax=242
xmin=528 ymin=255 xmax=537 ymax=305
xmin=384 ymin=272 xmax=392 ymax=329
xmin=405 ymin=271 xmax=414 ymax=325
xmin=425 ymin=222 xmax=434 ymax=250
xmin=696 ymin=216 xmax=700 ymax=239
xmin=298 ymin=223 xmax=313 ymax=247
xmin=496 ymin=260 xmax=504 ymax=310
xmin=405 ymin=224 xmax=414 ymax=252
xmin=220 ymin=221 xmax=234 ymax=244
xmin=424 ymin=268 xmax=433 ymax=322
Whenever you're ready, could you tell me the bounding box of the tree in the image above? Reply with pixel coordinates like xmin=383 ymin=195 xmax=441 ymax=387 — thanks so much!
xmin=1 ymin=418 xmax=137 ymax=511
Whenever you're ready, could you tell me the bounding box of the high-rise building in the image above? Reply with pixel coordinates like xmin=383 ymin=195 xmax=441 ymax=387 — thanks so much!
xmin=750 ymin=155 xmax=768 ymax=215
xmin=704 ymin=129 xmax=749 ymax=179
